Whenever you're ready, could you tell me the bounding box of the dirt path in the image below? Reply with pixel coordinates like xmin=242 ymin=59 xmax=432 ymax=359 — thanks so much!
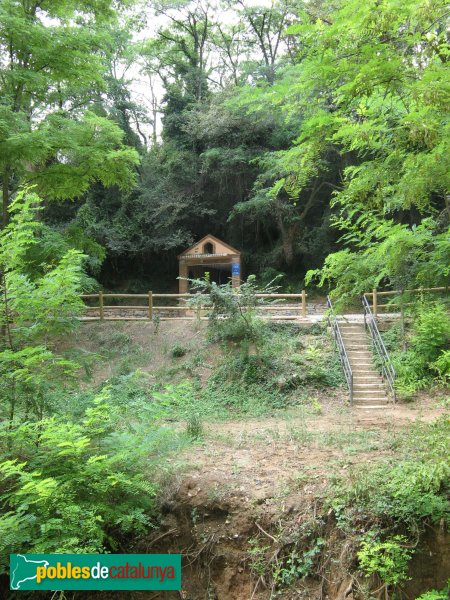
xmin=169 ymin=395 xmax=446 ymax=509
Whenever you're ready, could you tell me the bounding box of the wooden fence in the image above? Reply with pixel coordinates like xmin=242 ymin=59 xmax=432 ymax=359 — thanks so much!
xmin=79 ymin=286 xmax=448 ymax=322
xmin=80 ymin=291 xmax=309 ymax=321
xmin=364 ymin=287 xmax=449 ymax=317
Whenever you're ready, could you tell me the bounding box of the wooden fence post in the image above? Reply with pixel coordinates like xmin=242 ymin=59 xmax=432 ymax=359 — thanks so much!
xmin=301 ymin=289 xmax=307 ymax=317
xmin=99 ymin=291 xmax=104 ymax=321
xmin=372 ymin=288 xmax=378 ymax=317
xmin=148 ymin=291 xmax=153 ymax=320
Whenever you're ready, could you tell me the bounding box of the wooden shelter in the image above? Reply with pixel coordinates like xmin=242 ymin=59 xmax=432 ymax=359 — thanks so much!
xmin=178 ymin=234 xmax=241 ymax=293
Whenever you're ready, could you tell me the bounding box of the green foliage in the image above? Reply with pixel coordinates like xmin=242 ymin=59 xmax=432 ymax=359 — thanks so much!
xmin=151 ymin=380 xmax=199 ymax=419
xmin=273 ymin=538 xmax=325 ymax=586
xmin=0 ymin=191 xmax=87 ymax=423
xmin=24 ymin=223 xmax=106 ymax=282
xmin=186 ymin=413 xmax=203 ymax=440
xmin=170 ymin=343 xmax=188 ymax=358
xmin=329 ymin=418 xmax=450 ymax=531
xmin=248 ymin=535 xmax=325 ymax=590
xmin=282 ymin=0 xmax=449 ymax=212
xmin=285 ymin=0 xmax=450 ymax=297
xmin=187 ymin=274 xmax=279 ymax=350
xmin=357 ymin=534 xmax=412 ymax=585
xmin=1 ymin=191 xmax=85 ymax=338
xmin=306 ymin=219 xmax=450 ymax=302
xmin=416 ymin=582 xmax=450 ymax=600
xmin=290 ymin=346 xmax=344 ymax=388
xmin=387 ymin=302 xmax=450 ymax=395
xmin=248 ymin=538 xmax=271 ymax=578
xmin=412 ymin=302 xmax=450 ymax=366
xmin=0 ymin=391 xmax=157 ymax=574
xmin=0 ymin=1 xmax=139 ymax=216
xmin=431 ymin=350 xmax=450 ymax=384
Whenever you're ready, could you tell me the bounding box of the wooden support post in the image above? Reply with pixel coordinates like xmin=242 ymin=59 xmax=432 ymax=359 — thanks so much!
xmin=148 ymin=291 xmax=153 ymax=320
xmin=301 ymin=289 xmax=306 ymax=317
xmin=99 ymin=291 xmax=104 ymax=321
xmin=372 ymin=288 xmax=378 ymax=317
xmin=179 ymin=261 xmax=188 ymax=294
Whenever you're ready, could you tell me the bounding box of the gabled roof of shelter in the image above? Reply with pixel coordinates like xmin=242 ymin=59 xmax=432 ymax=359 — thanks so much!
xmin=178 ymin=234 xmax=241 ymax=259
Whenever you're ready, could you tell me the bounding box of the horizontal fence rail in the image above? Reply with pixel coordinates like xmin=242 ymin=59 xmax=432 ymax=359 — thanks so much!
xmin=79 ymin=291 xmax=309 ymax=321
xmin=79 ymin=286 xmax=449 ymax=323
xmin=364 ymin=286 xmax=449 ymax=317
xmin=362 ymin=295 xmax=396 ymax=402
xmin=326 ymin=296 xmax=353 ymax=404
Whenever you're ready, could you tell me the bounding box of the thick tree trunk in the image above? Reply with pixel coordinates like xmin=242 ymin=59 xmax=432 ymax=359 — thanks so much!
xmin=281 ymin=223 xmax=300 ymax=267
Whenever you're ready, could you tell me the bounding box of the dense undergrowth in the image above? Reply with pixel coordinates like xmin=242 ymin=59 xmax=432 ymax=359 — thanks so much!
xmin=380 ymin=301 xmax=450 ymax=398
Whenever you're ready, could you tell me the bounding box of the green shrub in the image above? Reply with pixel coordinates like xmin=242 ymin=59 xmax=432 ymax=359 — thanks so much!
xmin=0 ymin=392 xmax=157 ymax=574
xmin=329 ymin=418 xmax=450 ymax=530
xmin=412 ymin=302 xmax=450 ymax=365
xmin=186 ymin=414 xmax=203 ymax=439
xmin=416 ymin=582 xmax=450 ymax=600
xmin=290 ymin=348 xmax=344 ymax=388
xmin=170 ymin=343 xmax=188 ymax=358
xmin=273 ymin=538 xmax=325 ymax=586
xmin=248 ymin=538 xmax=271 ymax=578
xmin=431 ymin=350 xmax=450 ymax=384
xmin=96 ymin=328 xmax=132 ymax=351
xmin=357 ymin=534 xmax=412 ymax=585
xmin=389 ymin=302 xmax=450 ymax=394
xmin=187 ymin=274 xmax=279 ymax=351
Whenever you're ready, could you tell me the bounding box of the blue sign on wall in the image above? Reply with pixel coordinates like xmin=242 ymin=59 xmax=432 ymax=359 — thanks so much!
xmin=232 ymin=263 xmax=240 ymax=276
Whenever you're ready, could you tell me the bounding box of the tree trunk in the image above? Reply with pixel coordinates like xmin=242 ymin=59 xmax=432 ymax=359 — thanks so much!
xmin=281 ymin=223 xmax=300 ymax=267
xmin=2 ymin=165 xmax=10 ymax=228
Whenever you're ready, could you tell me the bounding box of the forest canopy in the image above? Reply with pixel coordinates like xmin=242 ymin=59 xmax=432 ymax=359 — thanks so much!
xmin=0 ymin=0 xmax=448 ymax=291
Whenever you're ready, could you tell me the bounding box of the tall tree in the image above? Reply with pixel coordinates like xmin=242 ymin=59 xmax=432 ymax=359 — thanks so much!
xmin=0 ymin=0 xmax=139 ymax=225
xmin=271 ymin=0 xmax=449 ymax=218
xmin=283 ymin=0 xmax=450 ymax=290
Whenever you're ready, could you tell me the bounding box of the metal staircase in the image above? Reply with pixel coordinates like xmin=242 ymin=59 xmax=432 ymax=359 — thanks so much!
xmin=327 ymin=296 xmax=396 ymax=408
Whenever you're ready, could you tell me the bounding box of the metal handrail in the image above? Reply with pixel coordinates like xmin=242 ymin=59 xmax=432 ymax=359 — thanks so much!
xmin=326 ymin=297 xmax=353 ymax=404
xmin=362 ymin=294 xmax=396 ymax=401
